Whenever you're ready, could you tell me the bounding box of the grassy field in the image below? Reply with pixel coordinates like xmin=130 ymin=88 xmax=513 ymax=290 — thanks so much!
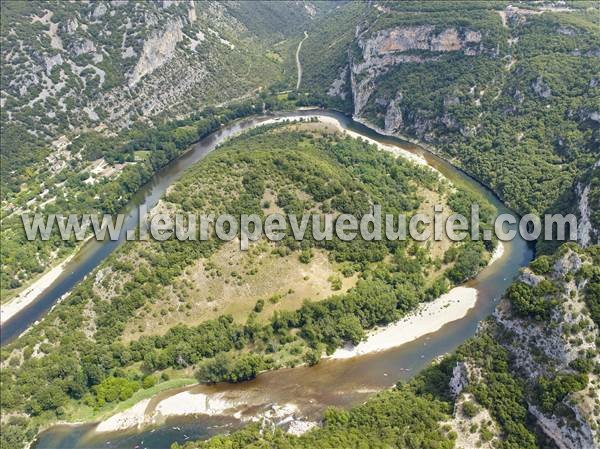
xmin=122 ymin=240 xmax=357 ymax=341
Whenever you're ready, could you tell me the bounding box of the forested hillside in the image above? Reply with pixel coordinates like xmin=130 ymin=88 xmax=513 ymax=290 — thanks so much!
xmin=0 ymin=100 xmax=279 ymax=297
xmin=0 ymin=0 xmax=343 ymax=191
xmin=177 ymin=245 xmax=600 ymax=449
xmin=303 ymin=1 xmax=599 ymax=242
xmin=1 ymin=2 xmax=598 ymax=449
xmin=0 ymin=0 xmax=323 ymax=157
xmin=0 ymin=122 xmax=495 ymax=449
xmin=0 ymin=0 xmax=312 ymax=296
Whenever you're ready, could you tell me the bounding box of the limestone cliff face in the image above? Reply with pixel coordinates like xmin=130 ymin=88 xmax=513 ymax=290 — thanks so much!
xmin=4 ymin=0 xmax=324 ymax=136
xmin=447 ymin=248 xmax=599 ymax=449
xmin=360 ymin=26 xmax=482 ymax=57
xmin=327 ymin=65 xmax=348 ymax=100
xmin=383 ymin=92 xmax=403 ymax=133
xmin=129 ymin=18 xmax=185 ymax=87
xmin=576 ymin=161 xmax=600 ymax=247
xmin=493 ymin=249 xmax=599 ymax=448
xmin=347 ymin=25 xmax=482 ymax=118
xmin=532 ymin=75 xmax=552 ymax=99
xmin=529 ymin=404 xmax=596 ymax=449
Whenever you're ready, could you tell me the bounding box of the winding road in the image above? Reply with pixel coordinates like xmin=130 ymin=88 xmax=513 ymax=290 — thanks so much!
xmin=296 ymin=31 xmax=308 ymax=90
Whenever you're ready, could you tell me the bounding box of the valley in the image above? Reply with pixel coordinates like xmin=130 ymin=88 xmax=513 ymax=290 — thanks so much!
xmin=29 ymin=113 xmax=530 ymax=449
xmin=1 ymin=2 xmax=598 ymax=449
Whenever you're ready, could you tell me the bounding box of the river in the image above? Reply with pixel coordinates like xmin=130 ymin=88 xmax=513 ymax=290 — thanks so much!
xmin=13 ymin=110 xmax=532 ymax=449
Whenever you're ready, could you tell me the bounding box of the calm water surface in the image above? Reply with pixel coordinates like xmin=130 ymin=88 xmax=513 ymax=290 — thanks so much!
xmin=21 ymin=110 xmax=533 ymax=449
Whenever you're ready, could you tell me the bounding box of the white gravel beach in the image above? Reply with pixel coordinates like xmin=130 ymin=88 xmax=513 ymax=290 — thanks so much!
xmin=262 ymin=115 xmax=428 ymax=166
xmin=95 ymin=398 xmax=151 ymax=432
xmin=1 ymin=255 xmax=74 ymax=324
xmin=95 ymin=286 xmax=480 ymax=431
xmin=154 ymin=391 xmax=234 ymax=418
xmin=95 ymin=391 xmax=238 ymax=433
xmin=95 ymin=392 xmax=317 ymax=436
xmin=328 ymin=286 xmax=478 ymax=359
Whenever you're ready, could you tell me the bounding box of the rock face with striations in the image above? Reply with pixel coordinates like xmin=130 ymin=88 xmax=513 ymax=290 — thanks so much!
xmin=348 ymin=26 xmax=483 ymax=118
xmin=447 ymin=248 xmax=600 ymax=449
xmin=129 ymin=19 xmax=186 ymax=87
xmin=383 ymin=91 xmax=404 ymax=133
xmin=575 ymin=161 xmax=600 ymax=248
xmin=2 ymin=0 xmax=321 ymax=137
xmin=360 ymin=26 xmax=482 ymax=56
xmin=494 ymin=249 xmax=599 ymax=448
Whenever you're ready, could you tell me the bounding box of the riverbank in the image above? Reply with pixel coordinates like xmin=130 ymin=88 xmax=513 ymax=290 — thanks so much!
xmin=1 ymin=254 xmax=74 ymax=324
xmin=95 ymin=399 xmax=152 ymax=433
xmin=95 ymin=390 xmax=301 ymax=434
xmin=26 ymin=111 xmax=533 ymax=449
xmin=351 ymin=114 xmax=516 ymax=216
xmin=489 ymin=241 xmax=505 ymax=266
xmin=91 ymin=286 xmax=479 ymax=432
xmin=263 ymin=115 xmax=429 ymax=167
xmin=323 ymin=242 xmax=502 ymax=361
xmin=328 ymin=286 xmax=478 ymax=360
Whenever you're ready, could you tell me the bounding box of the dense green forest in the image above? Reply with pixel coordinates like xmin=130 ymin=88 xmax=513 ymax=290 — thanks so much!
xmin=0 ymin=0 xmax=331 ymax=181
xmin=0 ymin=0 xmax=341 ymax=296
xmin=170 ymin=2 xmax=600 ymax=447
xmin=1 ymin=100 xmax=257 ymax=294
xmin=301 ymin=1 xmax=599 ymax=236
xmin=176 ymin=245 xmax=600 ymax=449
xmin=1 ymin=2 xmax=599 ymax=449
xmin=0 ymin=93 xmax=322 ymax=296
xmin=0 ymin=123 xmax=495 ymax=449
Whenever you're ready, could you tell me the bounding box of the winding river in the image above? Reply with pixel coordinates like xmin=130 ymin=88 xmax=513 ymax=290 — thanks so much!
xmin=9 ymin=110 xmax=533 ymax=449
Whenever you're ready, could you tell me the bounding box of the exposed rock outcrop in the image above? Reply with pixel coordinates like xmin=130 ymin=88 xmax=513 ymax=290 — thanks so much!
xmin=532 ymin=76 xmax=552 ymax=99
xmin=383 ymin=92 xmax=403 ymax=133
xmin=449 ymin=361 xmax=470 ymax=397
xmin=327 ymin=65 xmax=348 ymax=100
xmin=446 ymin=364 xmax=500 ymax=448
xmin=530 ymin=404 xmax=597 ymax=449
xmin=492 ymin=249 xmax=600 ymax=448
xmin=348 ymin=25 xmax=484 ymax=126
xmin=360 ymin=26 xmax=482 ymax=57
xmin=575 ymin=162 xmax=600 ymax=247
xmin=519 ymin=269 xmax=544 ymax=287
xmin=129 ymin=19 xmax=184 ymax=87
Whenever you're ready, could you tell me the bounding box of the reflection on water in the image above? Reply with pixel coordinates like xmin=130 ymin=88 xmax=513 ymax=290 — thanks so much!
xmin=30 ymin=110 xmax=533 ymax=449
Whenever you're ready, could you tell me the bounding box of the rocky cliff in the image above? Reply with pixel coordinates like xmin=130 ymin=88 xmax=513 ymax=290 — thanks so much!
xmin=348 ymin=24 xmax=484 ymax=118
xmin=1 ymin=1 xmax=322 ymax=138
xmin=319 ymin=2 xmax=599 ymax=220
xmin=448 ymin=247 xmax=600 ymax=449
xmin=128 ymin=17 xmax=186 ymax=88
xmin=576 ymin=161 xmax=600 ymax=248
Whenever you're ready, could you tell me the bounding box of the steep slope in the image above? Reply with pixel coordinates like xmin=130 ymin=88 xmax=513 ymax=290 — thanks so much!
xmin=0 ymin=0 xmax=325 ymax=183
xmin=575 ymin=163 xmax=600 ymax=248
xmin=304 ymin=1 xmax=599 ymax=224
xmin=452 ymin=245 xmax=600 ymax=449
xmin=489 ymin=246 xmax=599 ymax=448
xmin=1 ymin=1 xmax=335 ymax=297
